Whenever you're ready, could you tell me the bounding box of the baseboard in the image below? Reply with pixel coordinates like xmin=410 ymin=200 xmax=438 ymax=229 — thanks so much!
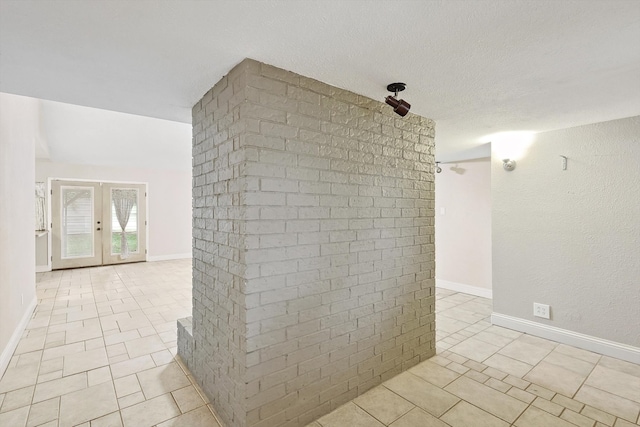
xmin=491 ymin=312 xmax=640 ymax=364
xmin=0 ymin=297 xmax=37 ymax=378
xmin=147 ymin=253 xmax=191 ymax=262
xmin=436 ymin=279 xmax=492 ymax=299
xmin=35 ymin=265 xmax=51 ymax=273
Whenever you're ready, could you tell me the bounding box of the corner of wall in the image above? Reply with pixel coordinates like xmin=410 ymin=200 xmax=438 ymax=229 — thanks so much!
xmin=0 ymin=296 xmax=36 ymax=378
xmin=186 ymin=59 xmax=436 ymax=426
xmin=0 ymin=93 xmax=37 ymax=378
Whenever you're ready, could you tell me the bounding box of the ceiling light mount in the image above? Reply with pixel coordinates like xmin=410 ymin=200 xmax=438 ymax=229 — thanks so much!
xmin=385 ymin=82 xmax=411 ymax=117
xmin=386 ymin=82 xmax=406 ymax=95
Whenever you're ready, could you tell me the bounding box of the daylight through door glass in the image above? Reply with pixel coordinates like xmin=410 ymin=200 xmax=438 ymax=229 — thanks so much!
xmin=61 ymin=186 xmax=94 ymax=258
xmin=111 ymin=188 xmax=139 ymax=256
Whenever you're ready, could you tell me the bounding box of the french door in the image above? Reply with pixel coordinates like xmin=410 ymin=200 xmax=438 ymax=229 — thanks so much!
xmin=51 ymin=180 xmax=147 ymax=269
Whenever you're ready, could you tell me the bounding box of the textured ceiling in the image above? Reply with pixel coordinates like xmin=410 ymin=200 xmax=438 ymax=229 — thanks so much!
xmin=1 ymin=0 xmax=639 ymax=162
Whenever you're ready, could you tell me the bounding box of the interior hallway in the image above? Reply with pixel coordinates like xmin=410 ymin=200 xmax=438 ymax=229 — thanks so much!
xmin=0 ymin=260 xmax=638 ymax=427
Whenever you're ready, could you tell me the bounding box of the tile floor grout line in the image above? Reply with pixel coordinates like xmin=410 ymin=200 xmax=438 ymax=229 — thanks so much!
xmin=351 ymin=394 xmax=407 ymax=426
xmin=4 ymin=262 xmax=638 ymax=427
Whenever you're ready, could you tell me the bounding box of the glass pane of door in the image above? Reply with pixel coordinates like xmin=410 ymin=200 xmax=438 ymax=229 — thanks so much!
xmin=61 ymin=186 xmax=94 ymax=258
xmin=52 ymin=180 xmax=145 ymax=270
xmin=102 ymin=183 xmax=146 ymax=265
xmin=110 ymin=188 xmax=139 ymax=257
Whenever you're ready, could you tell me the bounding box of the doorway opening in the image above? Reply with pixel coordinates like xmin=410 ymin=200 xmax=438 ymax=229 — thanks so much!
xmin=51 ymin=179 xmax=147 ymax=269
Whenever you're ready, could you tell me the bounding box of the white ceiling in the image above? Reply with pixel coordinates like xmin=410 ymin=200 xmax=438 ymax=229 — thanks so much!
xmin=38 ymin=100 xmax=192 ymax=170
xmin=1 ymin=0 xmax=639 ymax=162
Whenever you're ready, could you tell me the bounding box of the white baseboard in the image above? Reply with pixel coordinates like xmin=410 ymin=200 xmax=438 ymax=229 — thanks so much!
xmin=491 ymin=312 xmax=640 ymax=364
xmin=35 ymin=265 xmax=51 ymax=273
xmin=147 ymin=253 xmax=191 ymax=262
xmin=0 ymin=297 xmax=37 ymax=378
xmin=436 ymin=279 xmax=492 ymax=299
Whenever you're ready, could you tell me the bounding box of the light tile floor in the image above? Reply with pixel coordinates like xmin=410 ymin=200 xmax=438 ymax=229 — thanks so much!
xmin=1 ymin=260 xmax=638 ymax=427
xmin=312 ymin=288 xmax=640 ymax=427
xmin=0 ymin=259 xmax=221 ymax=427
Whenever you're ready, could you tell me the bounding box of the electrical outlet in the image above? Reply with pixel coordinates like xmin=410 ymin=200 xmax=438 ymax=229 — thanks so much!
xmin=533 ymin=303 xmax=550 ymax=319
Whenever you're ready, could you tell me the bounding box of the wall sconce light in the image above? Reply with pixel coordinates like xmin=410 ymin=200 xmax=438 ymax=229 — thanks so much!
xmin=502 ymin=158 xmax=516 ymax=171
xmin=385 ymin=83 xmax=411 ymax=117
xmin=435 ymin=162 xmax=442 ymax=173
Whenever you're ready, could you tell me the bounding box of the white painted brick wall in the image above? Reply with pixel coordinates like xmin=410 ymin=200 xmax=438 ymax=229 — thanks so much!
xmin=181 ymin=58 xmax=435 ymax=427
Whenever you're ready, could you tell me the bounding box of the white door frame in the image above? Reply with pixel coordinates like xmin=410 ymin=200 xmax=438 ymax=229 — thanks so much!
xmin=101 ymin=182 xmax=147 ymax=265
xmin=51 ymin=181 xmax=103 ymax=269
xmin=47 ymin=177 xmax=149 ymax=271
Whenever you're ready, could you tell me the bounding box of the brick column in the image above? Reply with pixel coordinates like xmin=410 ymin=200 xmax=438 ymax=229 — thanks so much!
xmin=178 ymin=59 xmax=436 ymax=427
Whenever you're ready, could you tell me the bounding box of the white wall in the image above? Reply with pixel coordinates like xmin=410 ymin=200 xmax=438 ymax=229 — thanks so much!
xmin=435 ymin=158 xmax=492 ymax=297
xmin=0 ymin=93 xmax=37 ymax=375
xmin=36 ymin=161 xmax=191 ymax=261
xmin=492 ymin=116 xmax=640 ymax=350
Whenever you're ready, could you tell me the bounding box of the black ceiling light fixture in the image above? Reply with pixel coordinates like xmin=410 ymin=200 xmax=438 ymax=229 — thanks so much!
xmin=385 ymin=82 xmax=411 ymax=117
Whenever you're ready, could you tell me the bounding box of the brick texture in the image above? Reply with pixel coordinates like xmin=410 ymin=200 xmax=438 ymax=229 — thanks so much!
xmin=179 ymin=58 xmax=436 ymax=427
